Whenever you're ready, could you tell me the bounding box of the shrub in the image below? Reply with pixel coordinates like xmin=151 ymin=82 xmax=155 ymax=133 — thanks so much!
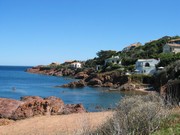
xmin=92 ymin=94 xmax=170 ymax=135
xmin=130 ymin=74 xmax=154 ymax=84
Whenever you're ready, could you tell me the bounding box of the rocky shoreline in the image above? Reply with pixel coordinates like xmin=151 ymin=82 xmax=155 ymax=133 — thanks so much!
xmin=26 ymin=66 xmax=154 ymax=94
xmin=27 ymin=66 xmax=129 ymax=88
xmin=0 ymin=96 xmax=86 ymax=120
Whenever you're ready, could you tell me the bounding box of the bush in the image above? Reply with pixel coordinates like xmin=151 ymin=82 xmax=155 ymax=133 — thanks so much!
xmin=93 ymin=94 xmax=170 ymax=135
xmin=130 ymin=74 xmax=154 ymax=84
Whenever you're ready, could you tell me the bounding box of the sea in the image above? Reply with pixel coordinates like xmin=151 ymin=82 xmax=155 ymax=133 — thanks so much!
xmin=0 ymin=66 xmax=125 ymax=111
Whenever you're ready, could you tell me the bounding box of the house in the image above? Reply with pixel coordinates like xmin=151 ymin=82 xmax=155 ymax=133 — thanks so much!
xmin=49 ymin=62 xmax=60 ymax=66
xmin=135 ymin=59 xmax=160 ymax=75
xmin=163 ymin=38 xmax=180 ymax=54
xmin=104 ymin=56 xmax=121 ymax=66
xmin=122 ymin=42 xmax=142 ymax=52
xmin=70 ymin=62 xmax=82 ymax=68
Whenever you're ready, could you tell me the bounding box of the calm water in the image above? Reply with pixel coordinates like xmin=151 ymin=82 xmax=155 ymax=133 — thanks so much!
xmin=0 ymin=66 xmax=125 ymax=111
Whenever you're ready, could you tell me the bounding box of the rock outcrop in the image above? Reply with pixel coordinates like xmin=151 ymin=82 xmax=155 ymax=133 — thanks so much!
xmin=61 ymin=80 xmax=86 ymax=88
xmin=116 ymin=83 xmax=136 ymax=91
xmin=0 ymin=98 xmax=23 ymax=119
xmin=0 ymin=96 xmax=86 ymax=120
xmin=87 ymin=78 xmax=103 ymax=87
xmin=61 ymin=72 xmax=129 ymax=88
xmin=160 ymin=80 xmax=180 ymax=104
xmin=74 ymin=72 xmax=89 ymax=79
xmin=27 ymin=66 xmax=130 ymax=88
xmin=27 ymin=66 xmax=76 ymax=77
xmin=62 ymin=104 xmax=87 ymax=114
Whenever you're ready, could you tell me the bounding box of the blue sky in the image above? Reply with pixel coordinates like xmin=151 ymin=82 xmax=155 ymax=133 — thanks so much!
xmin=0 ymin=0 xmax=180 ymax=66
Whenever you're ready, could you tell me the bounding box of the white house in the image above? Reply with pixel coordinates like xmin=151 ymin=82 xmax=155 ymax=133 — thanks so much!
xmin=135 ymin=59 xmax=160 ymax=75
xmin=163 ymin=38 xmax=180 ymax=54
xmin=104 ymin=56 xmax=121 ymax=66
xmin=70 ymin=62 xmax=82 ymax=68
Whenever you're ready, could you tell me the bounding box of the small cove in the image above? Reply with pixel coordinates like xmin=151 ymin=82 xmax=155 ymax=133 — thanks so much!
xmin=0 ymin=66 xmax=125 ymax=111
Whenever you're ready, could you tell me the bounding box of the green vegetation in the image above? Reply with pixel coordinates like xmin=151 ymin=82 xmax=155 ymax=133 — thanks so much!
xmin=95 ymin=50 xmax=117 ymax=65
xmin=84 ymin=36 xmax=180 ymax=73
xmin=154 ymin=60 xmax=180 ymax=88
xmin=130 ymin=74 xmax=154 ymax=84
xmin=152 ymin=112 xmax=180 ymax=135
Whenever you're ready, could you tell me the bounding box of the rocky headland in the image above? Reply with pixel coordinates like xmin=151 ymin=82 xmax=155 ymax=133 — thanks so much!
xmin=27 ymin=66 xmax=131 ymax=89
xmin=0 ymin=96 xmax=86 ymax=120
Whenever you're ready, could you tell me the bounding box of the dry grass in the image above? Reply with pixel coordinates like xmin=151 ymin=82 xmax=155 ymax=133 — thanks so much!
xmin=0 ymin=111 xmax=113 ymax=135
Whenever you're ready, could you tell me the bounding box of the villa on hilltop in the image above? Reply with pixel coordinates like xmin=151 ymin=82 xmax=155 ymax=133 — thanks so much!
xmin=104 ymin=56 xmax=121 ymax=66
xmin=70 ymin=62 xmax=82 ymax=68
xmin=163 ymin=38 xmax=180 ymax=54
xmin=135 ymin=59 xmax=160 ymax=75
xmin=122 ymin=42 xmax=142 ymax=52
xmin=64 ymin=60 xmax=82 ymax=68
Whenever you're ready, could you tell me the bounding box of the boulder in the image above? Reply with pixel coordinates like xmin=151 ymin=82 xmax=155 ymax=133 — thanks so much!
xmin=12 ymin=96 xmax=65 ymax=120
xmin=75 ymin=72 xmax=89 ymax=79
xmin=87 ymin=78 xmax=102 ymax=87
xmin=12 ymin=97 xmax=49 ymax=120
xmin=44 ymin=96 xmax=64 ymax=115
xmin=102 ymin=82 xmax=114 ymax=87
xmin=62 ymin=69 xmax=75 ymax=76
xmin=117 ymin=83 xmax=136 ymax=91
xmin=61 ymin=80 xmax=86 ymax=88
xmin=62 ymin=104 xmax=87 ymax=114
xmin=0 ymin=98 xmax=23 ymax=119
xmin=21 ymin=96 xmax=43 ymax=102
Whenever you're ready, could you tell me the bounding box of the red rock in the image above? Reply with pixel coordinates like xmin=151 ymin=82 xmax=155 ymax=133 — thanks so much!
xmin=12 ymin=98 xmax=47 ymax=120
xmin=0 ymin=96 xmax=87 ymax=120
xmin=61 ymin=80 xmax=86 ymax=88
xmin=87 ymin=78 xmax=102 ymax=87
xmin=102 ymin=82 xmax=114 ymax=87
xmin=62 ymin=104 xmax=86 ymax=114
xmin=117 ymin=83 xmax=136 ymax=91
xmin=21 ymin=96 xmax=43 ymax=102
xmin=0 ymin=98 xmax=23 ymax=119
xmin=75 ymin=72 xmax=89 ymax=79
xmin=44 ymin=96 xmax=64 ymax=115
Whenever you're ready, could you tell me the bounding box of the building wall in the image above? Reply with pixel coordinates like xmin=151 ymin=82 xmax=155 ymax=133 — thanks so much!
xmin=163 ymin=44 xmax=180 ymax=54
xmin=70 ymin=63 xmax=82 ymax=68
xmin=104 ymin=56 xmax=121 ymax=66
xmin=173 ymin=47 xmax=180 ymax=54
xmin=163 ymin=44 xmax=171 ymax=53
xmin=135 ymin=59 xmax=159 ymax=75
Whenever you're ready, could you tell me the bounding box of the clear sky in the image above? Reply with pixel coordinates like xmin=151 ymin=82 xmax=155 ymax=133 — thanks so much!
xmin=0 ymin=0 xmax=180 ymax=66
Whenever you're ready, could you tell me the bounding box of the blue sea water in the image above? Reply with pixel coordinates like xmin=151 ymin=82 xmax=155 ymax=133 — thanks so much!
xmin=0 ymin=66 xmax=125 ymax=111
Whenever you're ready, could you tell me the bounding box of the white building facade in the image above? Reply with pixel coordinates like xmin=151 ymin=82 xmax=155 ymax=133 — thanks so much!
xmin=135 ymin=59 xmax=160 ymax=75
xmin=70 ymin=62 xmax=82 ymax=68
xmin=104 ymin=56 xmax=121 ymax=66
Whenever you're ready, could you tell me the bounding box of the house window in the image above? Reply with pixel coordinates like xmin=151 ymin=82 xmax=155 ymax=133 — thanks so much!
xmin=145 ymin=62 xmax=150 ymax=67
xmin=137 ymin=62 xmax=142 ymax=67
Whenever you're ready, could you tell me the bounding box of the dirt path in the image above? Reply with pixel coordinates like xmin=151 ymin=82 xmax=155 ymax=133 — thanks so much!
xmin=0 ymin=111 xmax=113 ymax=135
